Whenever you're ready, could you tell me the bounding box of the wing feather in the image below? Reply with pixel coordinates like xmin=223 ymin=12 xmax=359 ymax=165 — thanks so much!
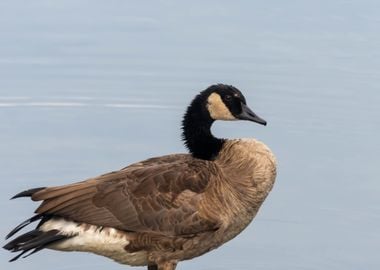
xmin=32 ymin=154 xmax=220 ymax=236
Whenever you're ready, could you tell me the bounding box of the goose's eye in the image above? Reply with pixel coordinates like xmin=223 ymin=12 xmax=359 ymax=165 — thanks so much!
xmin=224 ymin=95 xmax=232 ymax=101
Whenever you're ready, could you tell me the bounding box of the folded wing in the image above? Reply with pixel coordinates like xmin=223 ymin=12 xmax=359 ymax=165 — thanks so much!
xmin=30 ymin=154 xmax=220 ymax=236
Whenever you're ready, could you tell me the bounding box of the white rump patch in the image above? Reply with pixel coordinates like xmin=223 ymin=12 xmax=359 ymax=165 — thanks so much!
xmin=40 ymin=218 xmax=148 ymax=266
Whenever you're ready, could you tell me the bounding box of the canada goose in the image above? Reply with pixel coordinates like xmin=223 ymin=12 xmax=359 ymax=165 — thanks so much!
xmin=4 ymin=84 xmax=276 ymax=270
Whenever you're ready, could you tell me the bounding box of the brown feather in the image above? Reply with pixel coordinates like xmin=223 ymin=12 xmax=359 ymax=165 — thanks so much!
xmin=32 ymin=181 xmax=96 ymax=201
xmin=30 ymin=154 xmax=219 ymax=236
xmin=35 ymin=186 xmax=96 ymax=213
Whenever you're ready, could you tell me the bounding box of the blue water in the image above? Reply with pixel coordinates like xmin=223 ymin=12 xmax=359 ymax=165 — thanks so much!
xmin=1 ymin=1 xmax=379 ymax=269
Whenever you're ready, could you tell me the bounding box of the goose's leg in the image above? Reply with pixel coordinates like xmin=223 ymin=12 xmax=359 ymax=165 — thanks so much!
xmin=148 ymin=265 xmax=158 ymax=270
xmin=157 ymin=261 xmax=177 ymax=270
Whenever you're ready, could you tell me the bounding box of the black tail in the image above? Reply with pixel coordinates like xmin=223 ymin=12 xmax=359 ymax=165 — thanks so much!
xmin=5 ymin=187 xmax=69 ymax=262
xmin=5 ymin=214 xmax=43 ymax=240
xmin=3 ymin=229 xmax=70 ymax=262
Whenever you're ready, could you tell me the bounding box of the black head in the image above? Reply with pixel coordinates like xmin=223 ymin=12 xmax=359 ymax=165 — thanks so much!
xmin=202 ymin=84 xmax=267 ymax=125
xmin=182 ymin=84 xmax=267 ymax=160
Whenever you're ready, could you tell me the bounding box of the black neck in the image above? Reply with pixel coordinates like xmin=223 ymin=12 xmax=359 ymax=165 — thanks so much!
xmin=181 ymin=99 xmax=225 ymax=160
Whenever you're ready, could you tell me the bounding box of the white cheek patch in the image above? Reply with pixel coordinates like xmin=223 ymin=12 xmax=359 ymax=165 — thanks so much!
xmin=207 ymin=93 xmax=236 ymax=120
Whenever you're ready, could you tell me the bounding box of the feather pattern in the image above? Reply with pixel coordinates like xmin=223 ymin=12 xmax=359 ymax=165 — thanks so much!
xmin=31 ymin=154 xmax=219 ymax=236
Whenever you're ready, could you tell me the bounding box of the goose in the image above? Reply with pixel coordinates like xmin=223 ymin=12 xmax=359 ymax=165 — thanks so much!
xmin=4 ymin=84 xmax=277 ymax=270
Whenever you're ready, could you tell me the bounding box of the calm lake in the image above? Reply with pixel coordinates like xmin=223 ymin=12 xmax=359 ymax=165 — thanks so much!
xmin=0 ymin=1 xmax=379 ymax=269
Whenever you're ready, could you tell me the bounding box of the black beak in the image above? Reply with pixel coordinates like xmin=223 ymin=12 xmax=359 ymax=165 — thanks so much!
xmin=237 ymin=103 xmax=267 ymax=126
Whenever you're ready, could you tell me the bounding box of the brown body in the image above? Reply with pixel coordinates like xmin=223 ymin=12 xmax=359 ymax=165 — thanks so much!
xmin=32 ymin=139 xmax=276 ymax=269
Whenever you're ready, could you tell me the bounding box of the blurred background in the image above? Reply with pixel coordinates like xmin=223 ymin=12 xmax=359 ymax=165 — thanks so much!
xmin=0 ymin=0 xmax=379 ymax=269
